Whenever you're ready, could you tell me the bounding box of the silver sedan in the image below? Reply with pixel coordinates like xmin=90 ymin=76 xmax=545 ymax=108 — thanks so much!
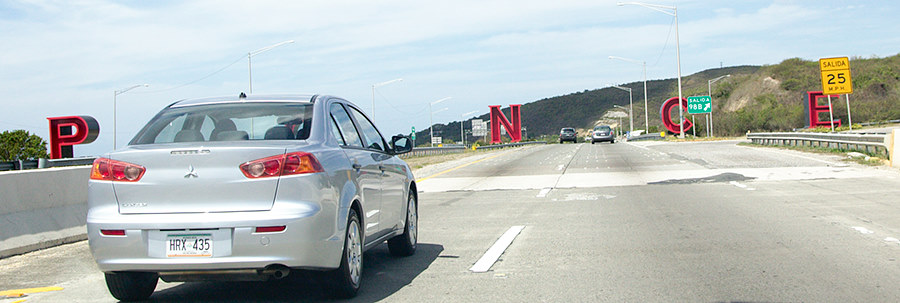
xmin=87 ymin=94 xmax=417 ymax=301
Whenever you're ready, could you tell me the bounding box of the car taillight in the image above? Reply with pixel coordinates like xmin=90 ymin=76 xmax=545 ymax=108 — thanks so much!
xmin=100 ymin=229 xmax=126 ymax=236
xmin=240 ymin=152 xmax=323 ymax=179
xmin=90 ymin=158 xmax=145 ymax=182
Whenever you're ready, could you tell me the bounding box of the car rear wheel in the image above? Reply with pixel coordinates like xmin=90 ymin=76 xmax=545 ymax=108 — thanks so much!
xmin=327 ymin=209 xmax=362 ymax=298
xmin=104 ymin=271 xmax=158 ymax=302
xmin=388 ymin=191 xmax=417 ymax=257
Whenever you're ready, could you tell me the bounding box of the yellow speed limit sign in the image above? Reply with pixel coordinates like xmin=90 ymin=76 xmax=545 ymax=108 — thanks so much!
xmin=819 ymin=57 xmax=852 ymax=94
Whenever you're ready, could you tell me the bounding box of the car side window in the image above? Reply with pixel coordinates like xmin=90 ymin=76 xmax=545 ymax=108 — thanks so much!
xmin=348 ymin=107 xmax=386 ymax=152
xmin=329 ymin=114 xmax=346 ymax=145
xmin=330 ymin=103 xmax=364 ymax=148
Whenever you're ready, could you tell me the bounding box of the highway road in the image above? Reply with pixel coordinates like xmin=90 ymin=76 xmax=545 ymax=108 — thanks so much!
xmin=4 ymin=140 xmax=900 ymax=302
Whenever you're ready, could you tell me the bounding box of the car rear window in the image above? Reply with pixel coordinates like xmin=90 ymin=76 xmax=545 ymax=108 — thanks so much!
xmin=131 ymin=102 xmax=313 ymax=145
xmin=594 ymin=126 xmax=612 ymax=131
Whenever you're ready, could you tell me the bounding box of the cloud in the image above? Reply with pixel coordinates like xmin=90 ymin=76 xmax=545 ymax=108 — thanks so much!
xmin=1 ymin=0 xmax=898 ymax=156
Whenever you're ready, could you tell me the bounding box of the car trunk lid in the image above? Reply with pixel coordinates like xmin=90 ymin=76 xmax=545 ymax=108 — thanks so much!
xmin=109 ymin=143 xmax=287 ymax=214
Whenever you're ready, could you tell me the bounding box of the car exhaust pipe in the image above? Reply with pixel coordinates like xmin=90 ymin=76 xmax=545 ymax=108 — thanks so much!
xmin=261 ymin=265 xmax=291 ymax=280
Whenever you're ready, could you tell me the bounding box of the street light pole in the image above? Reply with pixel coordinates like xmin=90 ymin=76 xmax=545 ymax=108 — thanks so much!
xmin=613 ymin=105 xmax=630 ymax=137
xmin=611 ymin=85 xmax=634 ymax=134
xmin=113 ymin=84 xmax=149 ymax=149
xmin=429 ymin=97 xmax=451 ymax=147
xmin=609 ymin=56 xmax=649 ymax=133
xmin=247 ymin=40 xmax=294 ymax=94
xmin=372 ymin=78 xmax=403 ymax=123
xmin=708 ymin=74 xmax=731 ymax=137
xmin=618 ymin=2 xmax=683 ymax=137
xmin=461 ymin=110 xmax=478 ymax=148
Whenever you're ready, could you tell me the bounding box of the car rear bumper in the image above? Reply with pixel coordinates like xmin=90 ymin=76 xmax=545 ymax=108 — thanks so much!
xmin=87 ymin=202 xmax=343 ymax=273
xmin=592 ymin=135 xmax=614 ymax=142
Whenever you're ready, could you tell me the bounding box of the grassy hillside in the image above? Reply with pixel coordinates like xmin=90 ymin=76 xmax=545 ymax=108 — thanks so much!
xmin=417 ymin=54 xmax=900 ymax=145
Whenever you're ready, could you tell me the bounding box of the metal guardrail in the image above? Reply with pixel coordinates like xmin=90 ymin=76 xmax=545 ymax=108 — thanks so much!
xmin=627 ymin=133 xmax=666 ymax=142
xmin=747 ymin=132 xmax=890 ymax=158
xmin=10 ymin=142 xmax=549 ymax=169
xmin=0 ymin=157 xmax=96 ymax=172
xmin=401 ymin=141 xmax=547 ymax=157
xmin=403 ymin=146 xmax=467 ymax=157
xmin=474 ymin=141 xmax=547 ymax=150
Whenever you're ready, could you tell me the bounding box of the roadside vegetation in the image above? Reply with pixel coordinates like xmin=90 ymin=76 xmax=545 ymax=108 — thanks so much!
xmin=739 ymin=142 xmax=888 ymax=166
xmin=415 ymin=54 xmax=900 ymax=143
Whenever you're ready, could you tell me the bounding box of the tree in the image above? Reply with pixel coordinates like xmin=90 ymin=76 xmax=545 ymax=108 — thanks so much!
xmin=0 ymin=130 xmax=50 ymax=161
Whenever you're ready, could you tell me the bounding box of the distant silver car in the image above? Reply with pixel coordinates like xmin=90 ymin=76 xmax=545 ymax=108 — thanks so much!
xmin=87 ymin=94 xmax=417 ymax=301
xmin=591 ymin=125 xmax=615 ymax=144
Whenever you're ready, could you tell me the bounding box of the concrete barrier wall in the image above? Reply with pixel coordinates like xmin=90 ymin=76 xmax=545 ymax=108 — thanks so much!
xmin=0 ymin=166 xmax=90 ymax=258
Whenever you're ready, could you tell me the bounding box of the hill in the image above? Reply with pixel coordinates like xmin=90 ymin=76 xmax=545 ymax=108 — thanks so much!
xmin=416 ymin=54 xmax=900 ymax=145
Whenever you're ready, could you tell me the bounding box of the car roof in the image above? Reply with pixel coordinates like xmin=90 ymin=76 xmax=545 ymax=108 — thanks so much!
xmin=169 ymin=94 xmax=317 ymax=108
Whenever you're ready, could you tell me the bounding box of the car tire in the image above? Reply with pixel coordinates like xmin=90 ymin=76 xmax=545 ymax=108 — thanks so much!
xmin=327 ymin=209 xmax=363 ymax=298
xmin=104 ymin=271 xmax=158 ymax=302
xmin=611 ymin=140 xmax=615 ymax=144
xmin=388 ymin=191 xmax=417 ymax=257
xmin=591 ymin=141 xmax=595 ymax=144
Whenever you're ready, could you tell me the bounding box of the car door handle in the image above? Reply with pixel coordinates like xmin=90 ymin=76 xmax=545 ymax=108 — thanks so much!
xmin=352 ymin=163 xmax=362 ymax=170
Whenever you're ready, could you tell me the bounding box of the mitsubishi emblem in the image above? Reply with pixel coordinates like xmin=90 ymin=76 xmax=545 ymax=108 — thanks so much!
xmin=185 ymin=165 xmax=199 ymax=178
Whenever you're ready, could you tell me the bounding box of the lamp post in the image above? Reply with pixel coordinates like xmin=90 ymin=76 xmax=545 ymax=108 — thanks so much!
xmin=113 ymin=84 xmax=149 ymax=149
xmin=610 ymin=85 xmax=634 ymax=134
xmin=609 ymin=56 xmax=648 ymax=133
xmin=707 ymin=74 xmax=731 ymax=137
xmin=461 ymin=110 xmax=478 ymax=147
xmin=248 ymin=40 xmax=294 ymax=94
xmin=371 ymin=78 xmax=403 ymax=123
xmin=613 ymin=105 xmax=629 ymax=137
xmin=429 ymin=97 xmax=451 ymax=147
xmin=618 ymin=2 xmax=683 ymax=137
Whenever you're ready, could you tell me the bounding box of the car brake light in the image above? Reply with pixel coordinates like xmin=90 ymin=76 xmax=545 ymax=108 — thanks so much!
xmin=90 ymin=158 xmax=145 ymax=182
xmin=101 ymin=229 xmax=126 ymax=236
xmin=240 ymin=152 xmax=323 ymax=178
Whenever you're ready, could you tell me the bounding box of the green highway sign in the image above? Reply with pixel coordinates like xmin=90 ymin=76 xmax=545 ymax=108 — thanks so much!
xmin=411 ymin=126 xmax=416 ymax=140
xmin=687 ymin=95 xmax=712 ymax=114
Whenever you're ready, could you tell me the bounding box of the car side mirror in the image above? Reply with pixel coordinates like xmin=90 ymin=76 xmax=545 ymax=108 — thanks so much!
xmin=391 ymin=134 xmax=413 ymax=155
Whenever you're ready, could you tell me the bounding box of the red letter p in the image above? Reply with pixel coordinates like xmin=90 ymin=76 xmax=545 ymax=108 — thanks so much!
xmin=47 ymin=116 xmax=99 ymax=159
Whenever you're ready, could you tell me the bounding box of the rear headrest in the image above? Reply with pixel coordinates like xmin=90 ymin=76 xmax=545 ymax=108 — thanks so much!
xmin=213 ymin=130 xmax=249 ymax=141
xmin=174 ymin=130 xmax=204 ymax=142
xmin=215 ymin=119 xmax=237 ymax=131
xmin=265 ymin=126 xmax=294 ymax=140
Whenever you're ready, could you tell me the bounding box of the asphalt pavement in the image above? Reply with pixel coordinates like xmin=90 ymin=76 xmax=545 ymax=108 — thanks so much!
xmin=4 ymin=140 xmax=900 ymax=302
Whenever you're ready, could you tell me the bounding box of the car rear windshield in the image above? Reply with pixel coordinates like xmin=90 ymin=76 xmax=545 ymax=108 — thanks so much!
xmin=594 ymin=126 xmax=611 ymax=131
xmin=562 ymin=128 xmax=575 ymax=133
xmin=130 ymin=102 xmax=313 ymax=145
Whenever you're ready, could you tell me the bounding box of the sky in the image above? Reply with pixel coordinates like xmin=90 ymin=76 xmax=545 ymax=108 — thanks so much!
xmin=1 ymin=0 xmax=898 ymax=157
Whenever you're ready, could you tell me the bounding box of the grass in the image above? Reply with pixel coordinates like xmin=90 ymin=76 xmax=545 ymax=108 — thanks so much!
xmin=401 ymin=149 xmax=500 ymax=170
xmin=739 ymin=142 xmax=889 ymax=166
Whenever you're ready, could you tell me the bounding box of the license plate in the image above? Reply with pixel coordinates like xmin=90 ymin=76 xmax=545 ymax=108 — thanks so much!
xmin=166 ymin=234 xmax=212 ymax=257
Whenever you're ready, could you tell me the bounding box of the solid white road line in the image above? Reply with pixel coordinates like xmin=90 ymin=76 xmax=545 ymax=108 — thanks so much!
xmin=536 ymin=188 xmax=552 ymax=198
xmin=470 ymin=226 xmax=526 ymax=273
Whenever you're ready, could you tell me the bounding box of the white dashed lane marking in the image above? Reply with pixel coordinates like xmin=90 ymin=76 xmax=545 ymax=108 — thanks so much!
xmin=470 ymin=226 xmax=526 ymax=273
